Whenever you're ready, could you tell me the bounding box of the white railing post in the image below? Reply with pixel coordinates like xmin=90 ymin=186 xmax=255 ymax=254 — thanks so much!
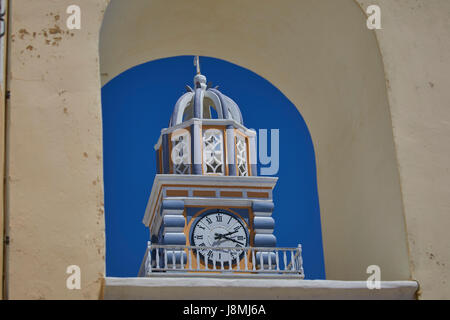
xmin=188 ymin=247 xmax=193 ymax=270
xmin=181 ymin=248 xmax=184 ymax=269
xmin=156 ymin=245 xmax=160 ymax=270
xmin=259 ymin=251 xmax=264 ymax=271
xmin=147 ymin=241 xmax=152 ymax=275
xmin=164 ymin=248 xmax=168 ymax=270
xmin=268 ymin=251 xmax=272 ymax=270
xmin=275 ymin=249 xmax=280 ymax=271
xmin=196 ymin=249 xmax=200 ymax=271
xmin=244 ymin=251 xmax=248 ymax=271
xmin=172 ymin=251 xmax=176 ymax=269
xmin=252 ymin=249 xmax=256 ymax=271
xmin=298 ymin=244 xmax=304 ymax=276
xmin=290 ymin=250 xmax=295 ymax=271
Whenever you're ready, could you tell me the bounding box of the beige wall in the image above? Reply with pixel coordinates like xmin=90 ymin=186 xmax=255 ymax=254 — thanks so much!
xmin=0 ymin=0 xmax=10 ymax=300
xmin=5 ymin=0 xmax=107 ymax=299
xmin=2 ymin=0 xmax=450 ymax=299
xmin=357 ymin=0 xmax=450 ymax=299
xmin=0 ymin=88 xmax=4 ymax=300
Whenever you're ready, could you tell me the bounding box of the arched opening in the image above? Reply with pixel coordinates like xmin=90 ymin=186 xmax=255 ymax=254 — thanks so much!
xmin=101 ymin=56 xmax=325 ymax=279
xmin=181 ymin=101 xmax=193 ymax=122
xmin=100 ymin=0 xmax=411 ymax=281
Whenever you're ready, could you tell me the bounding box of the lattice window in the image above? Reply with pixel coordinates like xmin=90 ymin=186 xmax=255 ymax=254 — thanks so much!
xmin=171 ymin=131 xmax=191 ymax=174
xmin=235 ymin=135 xmax=249 ymax=176
xmin=203 ymin=129 xmax=224 ymax=175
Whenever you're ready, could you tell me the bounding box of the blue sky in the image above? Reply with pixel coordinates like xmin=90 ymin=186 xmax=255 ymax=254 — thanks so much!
xmin=101 ymin=56 xmax=325 ymax=279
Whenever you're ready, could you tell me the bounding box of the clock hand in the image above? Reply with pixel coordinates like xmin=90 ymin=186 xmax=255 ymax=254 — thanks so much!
xmin=222 ymin=230 xmax=238 ymax=237
xmin=221 ymin=236 xmax=244 ymax=246
xmin=214 ymin=231 xmax=238 ymax=240
xmin=214 ymin=233 xmax=227 ymax=240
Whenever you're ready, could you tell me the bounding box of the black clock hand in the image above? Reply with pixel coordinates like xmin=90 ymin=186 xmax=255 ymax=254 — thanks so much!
xmin=220 ymin=236 xmax=244 ymax=246
xmin=214 ymin=231 xmax=238 ymax=240
xmin=222 ymin=230 xmax=238 ymax=237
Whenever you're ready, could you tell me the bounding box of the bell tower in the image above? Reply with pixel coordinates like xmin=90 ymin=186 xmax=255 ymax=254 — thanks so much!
xmin=139 ymin=57 xmax=303 ymax=276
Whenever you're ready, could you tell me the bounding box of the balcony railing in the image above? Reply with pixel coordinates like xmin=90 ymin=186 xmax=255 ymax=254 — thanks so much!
xmin=139 ymin=242 xmax=304 ymax=278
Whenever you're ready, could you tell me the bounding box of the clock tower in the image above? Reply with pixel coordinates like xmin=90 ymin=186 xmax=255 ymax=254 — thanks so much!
xmin=139 ymin=57 xmax=303 ymax=276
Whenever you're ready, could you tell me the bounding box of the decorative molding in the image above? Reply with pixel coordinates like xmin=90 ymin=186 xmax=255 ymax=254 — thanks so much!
xmin=193 ymin=190 xmax=216 ymax=197
xmin=247 ymin=191 xmax=269 ymax=199
xmin=166 ymin=189 xmax=189 ymax=197
xmin=253 ymin=217 xmax=275 ymax=234
xmin=143 ymin=175 xmax=277 ymax=226
xmin=254 ymin=234 xmax=277 ymax=247
xmin=220 ymin=191 xmax=243 ymax=198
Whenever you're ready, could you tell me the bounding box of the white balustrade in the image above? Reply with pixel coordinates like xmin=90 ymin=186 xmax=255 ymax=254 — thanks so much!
xmin=142 ymin=242 xmax=304 ymax=278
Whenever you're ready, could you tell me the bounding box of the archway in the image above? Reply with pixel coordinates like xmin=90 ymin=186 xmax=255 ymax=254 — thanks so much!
xmin=100 ymin=0 xmax=410 ymax=280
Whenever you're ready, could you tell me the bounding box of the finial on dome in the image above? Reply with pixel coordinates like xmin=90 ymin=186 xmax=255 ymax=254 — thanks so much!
xmin=194 ymin=56 xmax=201 ymax=75
xmin=193 ymin=56 xmax=207 ymax=89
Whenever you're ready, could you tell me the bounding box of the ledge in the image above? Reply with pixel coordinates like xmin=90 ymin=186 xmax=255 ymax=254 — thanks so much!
xmin=103 ymin=277 xmax=418 ymax=300
xmin=143 ymin=174 xmax=278 ymax=226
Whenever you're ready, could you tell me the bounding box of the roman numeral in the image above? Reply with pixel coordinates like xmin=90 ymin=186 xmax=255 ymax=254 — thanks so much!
xmin=216 ymin=214 xmax=223 ymax=222
xmin=206 ymin=217 xmax=212 ymax=224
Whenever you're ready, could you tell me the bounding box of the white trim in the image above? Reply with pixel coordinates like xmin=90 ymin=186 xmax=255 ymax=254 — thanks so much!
xmin=174 ymin=92 xmax=195 ymax=126
xmin=104 ymin=277 xmax=418 ymax=300
xmin=202 ymin=128 xmax=225 ymax=175
xmin=143 ymin=175 xmax=278 ymax=226
xmin=203 ymin=91 xmax=223 ymax=119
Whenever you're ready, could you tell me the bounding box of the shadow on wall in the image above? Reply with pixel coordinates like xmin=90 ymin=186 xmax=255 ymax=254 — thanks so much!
xmin=101 ymin=56 xmax=325 ymax=279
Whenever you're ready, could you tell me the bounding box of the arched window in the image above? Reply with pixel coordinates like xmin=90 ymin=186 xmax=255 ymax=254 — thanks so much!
xmin=182 ymin=101 xmax=194 ymax=122
xmin=171 ymin=130 xmax=191 ymax=174
xmin=203 ymin=129 xmax=224 ymax=175
xmin=235 ymin=134 xmax=248 ymax=176
xmin=202 ymin=97 xmax=218 ymax=119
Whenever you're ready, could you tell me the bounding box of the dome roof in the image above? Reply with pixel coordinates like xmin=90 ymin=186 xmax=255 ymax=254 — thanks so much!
xmin=169 ymin=73 xmax=243 ymax=127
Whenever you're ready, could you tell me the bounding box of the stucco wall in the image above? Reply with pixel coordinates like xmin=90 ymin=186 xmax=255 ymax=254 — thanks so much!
xmin=5 ymin=0 xmax=107 ymax=299
xmin=2 ymin=0 xmax=450 ymax=299
xmin=357 ymin=0 xmax=450 ymax=299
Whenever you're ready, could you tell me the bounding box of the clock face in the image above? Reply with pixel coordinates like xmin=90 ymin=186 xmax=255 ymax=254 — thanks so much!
xmin=191 ymin=211 xmax=249 ymax=264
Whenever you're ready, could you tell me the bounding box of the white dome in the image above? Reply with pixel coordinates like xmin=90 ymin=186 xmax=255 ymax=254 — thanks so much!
xmin=169 ymin=73 xmax=243 ymax=127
